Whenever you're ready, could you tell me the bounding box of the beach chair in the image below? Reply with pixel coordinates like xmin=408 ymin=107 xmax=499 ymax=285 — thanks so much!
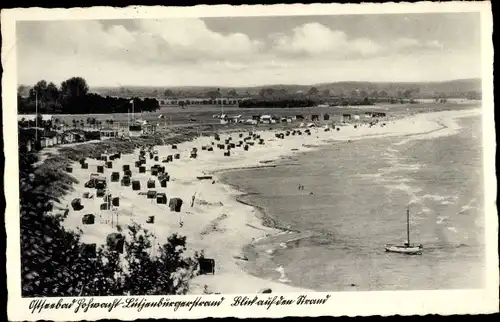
xmin=96 ymin=189 xmax=105 ymax=198
xmin=112 ymin=197 xmax=120 ymax=207
xmin=154 ymin=156 xmax=159 ymax=161
xmin=156 ymin=193 xmax=167 ymax=204
xmin=139 ymin=166 xmax=146 ymax=173
xmin=95 ymin=179 xmax=106 ymax=190
xmin=172 ymin=144 xmax=178 ymax=149
xmin=121 ymin=176 xmax=131 ymax=186
xmin=111 ymin=172 xmax=120 ymax=182
xmin=66 ymin=166 xmax=73 ymax=173
xmin=147 ymin=179 xmax=155 ymax=189
xmin=84 ymin=179 xmax=95 ymax=188
xmin=169 ymin=198 xmax=183 ymax=212
xmin=132 ymin=180 xmax=141 ymax=191
xmin=71 ymin=198 xmax=84 ymax=211
xmin=82 ymin=214 xmax=95 ymax=225
xmin=100 ymin=203 xmax=109 ymax=210
xmin=146 ymin=216 xmax=155 ymax=224
xmin=97 ymin=165 xmax=104 ymax=173
xmin=124 ymin=169 xmax=132 ymax=177
xmin=244 ymin=145 xmax=249 ymax=151
xmin=207 ymin=147 xmax=213 ymax=152
xmin=224 ymin=151 xmax=230 ymax=157
xmin=106 ymin=161 xmax=113 ymax=168
xmin=160 ymin=179 xmax=168 ymax=188
xmin=81 ymin=163 xmax=88 ymax=169
xmin=147 ymin=190 xmax=157 ymax=199
xmin=174 ymin=153 xmax=180 ymax=159
xmin=135 ymin=161 xmax=141 ymax=168
xmin=199 ymin=258 xmax=216 ymax=275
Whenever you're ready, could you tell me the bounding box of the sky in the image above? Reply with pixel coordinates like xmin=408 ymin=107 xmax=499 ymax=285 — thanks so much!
xmin=17 ymin=13 xmax=482 ymax=88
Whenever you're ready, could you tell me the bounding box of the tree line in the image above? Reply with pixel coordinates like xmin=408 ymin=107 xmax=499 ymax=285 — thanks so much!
xmin=18 ymin=77 xmax=160 ymax=115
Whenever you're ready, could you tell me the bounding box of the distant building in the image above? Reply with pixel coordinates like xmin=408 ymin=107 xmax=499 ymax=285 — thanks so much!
xmin=260 ymin=115 xmax=272 ymax=124
xmin=342 ymin=114 xmax=352 ymax=122
xmin=100 ymin=128 xmax=119 ymax=138
xmin=17 ymin=114 xmax=54 ymax=122
xmin=143 ymin=123 xmax=157 ymax=135
xmin=128 ymin=124 xmax=142 ymax=137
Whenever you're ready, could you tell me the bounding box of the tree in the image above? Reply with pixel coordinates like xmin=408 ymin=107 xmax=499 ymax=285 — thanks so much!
xmin=18 ymin=85 xmax=29 ymax=96
xmin=227 ymin=89 xmax=237 ymax=97
xmin=206 ymin=90 xmax=221 ymax=99
xmin=60 ymin=77 xmax=89 ymax=100
xmin=164 ymin=89 xmax=174 ymax=97
xmin=307 ymin=87 xmax=319 ymax=97
xmin=322 ymin=89 xmax=330 ymax=97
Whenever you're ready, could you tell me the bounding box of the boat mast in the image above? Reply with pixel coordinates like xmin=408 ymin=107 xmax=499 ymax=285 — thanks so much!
xmin=407 ymin=205 xmax=410 ymax=245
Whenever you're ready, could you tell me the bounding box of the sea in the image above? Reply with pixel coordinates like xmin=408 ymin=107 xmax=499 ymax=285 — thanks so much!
xmin=219 ymin=112 xmax=485 ymax=291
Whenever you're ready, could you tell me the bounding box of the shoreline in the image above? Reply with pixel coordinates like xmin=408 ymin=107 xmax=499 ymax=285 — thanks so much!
xmin=49 ymin=107 xmax=480 ymax=294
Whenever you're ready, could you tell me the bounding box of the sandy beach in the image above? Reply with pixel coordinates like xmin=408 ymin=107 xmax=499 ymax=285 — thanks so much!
xmin=56 ymin=108 xmax=481 ymax=294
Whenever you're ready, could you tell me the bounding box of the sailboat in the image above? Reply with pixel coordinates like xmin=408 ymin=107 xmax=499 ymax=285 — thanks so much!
xmin=385 ymin=205 xmax=423 ymax=255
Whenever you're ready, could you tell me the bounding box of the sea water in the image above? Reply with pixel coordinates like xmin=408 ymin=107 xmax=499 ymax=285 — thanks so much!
xmin=220 ymin=114 xmax=485 ymax=291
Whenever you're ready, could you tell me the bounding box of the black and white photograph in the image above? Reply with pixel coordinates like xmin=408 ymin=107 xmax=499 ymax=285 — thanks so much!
xmin=3 ymin=2 xmax=497 ymax=320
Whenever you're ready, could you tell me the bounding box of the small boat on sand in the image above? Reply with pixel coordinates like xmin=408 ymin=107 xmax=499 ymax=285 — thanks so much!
xmin=385 ymin=205 xmax=423 ymax=255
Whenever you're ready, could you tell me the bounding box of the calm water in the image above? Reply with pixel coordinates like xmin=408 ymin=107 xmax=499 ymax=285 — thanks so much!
xmin=220 ymin=114 xmax=485 ymax=291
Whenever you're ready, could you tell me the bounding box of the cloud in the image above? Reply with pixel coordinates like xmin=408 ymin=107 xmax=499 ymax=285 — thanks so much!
xmin=269 ymin=23 xmax=444 ymax=59
xmin=269 ymin=23 xmax=383 ymax=58
xmin=18 ymin=19 xmax=263 ymax=67
xmin=392 ymin=37 xmax=444 ymax=50
xmin=16 ymin=19 xmax=468 ymax=87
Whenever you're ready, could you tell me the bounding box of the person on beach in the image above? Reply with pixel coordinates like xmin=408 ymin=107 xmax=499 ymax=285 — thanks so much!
xmin=191 ymin=194 xmax=196 ymax=207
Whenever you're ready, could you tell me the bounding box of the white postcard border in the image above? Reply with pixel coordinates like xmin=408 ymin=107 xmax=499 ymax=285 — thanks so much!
xmin=2 ymin=2 xmax=497 ymax=321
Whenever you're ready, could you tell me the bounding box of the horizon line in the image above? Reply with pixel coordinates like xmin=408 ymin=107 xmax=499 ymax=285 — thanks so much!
xmin=19 ymin=77 xmax=481 ymax=89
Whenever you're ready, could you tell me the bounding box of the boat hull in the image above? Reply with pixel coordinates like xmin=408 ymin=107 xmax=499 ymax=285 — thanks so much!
xmin=385 ymin=244 xmax=423 ymax=255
